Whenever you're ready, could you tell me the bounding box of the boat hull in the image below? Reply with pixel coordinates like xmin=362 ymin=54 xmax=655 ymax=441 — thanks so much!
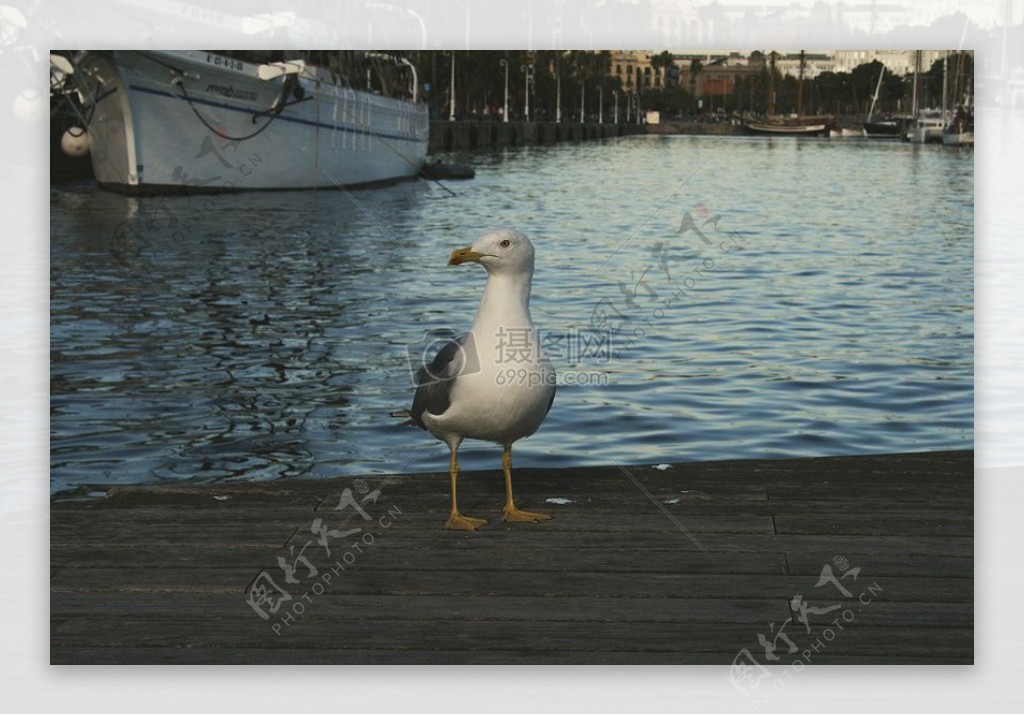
xmin=908 ymin=126 xmax=945 ymax=144
xmin=863 ymin=118 xmax=909 ymax=138
xmin=942 ymin=131 xmax=974 ymax=146
xmin=829 ymin=127 xmax=866 ymax=138
xmin=742 ymin=115 xmax=834 ymax=136
xmin=74 ymin=51 xmax=429 ymax=192
xmin=906 ymin=109 xmax=950 ymax=144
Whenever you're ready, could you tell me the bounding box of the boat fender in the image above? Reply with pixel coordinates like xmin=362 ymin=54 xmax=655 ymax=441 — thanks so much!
xmin=61 ymin=127 xmax=90 ymax=157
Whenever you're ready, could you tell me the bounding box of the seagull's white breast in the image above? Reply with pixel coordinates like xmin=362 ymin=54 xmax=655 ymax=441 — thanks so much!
xmin=422 ymin=265 xmax=555 ymax=446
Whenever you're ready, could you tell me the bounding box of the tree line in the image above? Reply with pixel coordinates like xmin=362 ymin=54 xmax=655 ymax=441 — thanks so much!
xmin=394 ymin=51 xmax=973 ymax=121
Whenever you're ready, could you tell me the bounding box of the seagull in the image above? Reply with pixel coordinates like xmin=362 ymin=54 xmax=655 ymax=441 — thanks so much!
xmin=397 ymin=228 xmax=556 ymax=531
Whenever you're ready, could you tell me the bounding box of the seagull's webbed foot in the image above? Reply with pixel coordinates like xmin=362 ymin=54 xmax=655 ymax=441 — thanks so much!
xmin=445 ymin=513 xmax=488 ymax=531
xmin=500 ymin=446 xmax=552 ymax=524
xmin=503 ymin=507 xmax=552 ymax=523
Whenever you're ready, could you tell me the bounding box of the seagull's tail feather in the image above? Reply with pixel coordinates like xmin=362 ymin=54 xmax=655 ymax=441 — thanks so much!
xmin=390 ymin=409 xmax=416 ymax=427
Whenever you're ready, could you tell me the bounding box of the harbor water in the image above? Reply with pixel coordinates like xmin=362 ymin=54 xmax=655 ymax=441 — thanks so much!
xmin=50 ymin=135 xmax=973 ymax=493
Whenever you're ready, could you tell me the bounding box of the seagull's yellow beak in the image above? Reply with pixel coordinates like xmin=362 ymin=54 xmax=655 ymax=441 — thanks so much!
xmin=448 ymin=246 xmax=486 ymax=266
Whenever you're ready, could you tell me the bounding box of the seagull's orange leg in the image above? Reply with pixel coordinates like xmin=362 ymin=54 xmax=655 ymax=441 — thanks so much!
xmin=502 ymin=444 xmax=552 ymax=523
xmin=445 ymin=444 xmax=487 ymax=531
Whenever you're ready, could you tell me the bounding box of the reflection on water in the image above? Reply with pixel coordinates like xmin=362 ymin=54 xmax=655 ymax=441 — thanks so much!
xmin=51 ymin=136 xmax=973 ymax=492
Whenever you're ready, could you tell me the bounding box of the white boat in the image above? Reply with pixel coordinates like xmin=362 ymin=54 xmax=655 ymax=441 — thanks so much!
xmin=907 ymin=108 xmax=949 ymax=144
xmin=71 ymin=51 xmax=429 ymax=193
xmin=743 ymin=115 xmax=833 ymax=136
xmin=829 ymin=127 xmax=866 ymax=138
xmin=942 ymin=108 xmax=974 ymax=146
xmin=941 ymin=130 xmax=973 ymax=146
xmin=943 ymin=62 xmax=974 ymax=147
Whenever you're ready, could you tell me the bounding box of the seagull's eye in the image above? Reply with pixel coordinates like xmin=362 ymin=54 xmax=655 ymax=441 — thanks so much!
xmin=499 ymin=239 xmax=511 ymax=248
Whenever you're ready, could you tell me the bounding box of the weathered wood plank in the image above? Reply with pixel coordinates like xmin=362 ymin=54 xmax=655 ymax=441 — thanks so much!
xmin=47 ymin=531 xmax=975 ymax=558
xmin=49 ymin=592 xmax=972 ymax=628
xmin=311 ymin=510 xmax=777 ymax=534
xmin=49 ymin=617 xmax=973 ymax=661
xmin=52 ymin=500 xmax=976 ymax=535
xmin=49 ymin=646 xmax=972 ymax=665
xmin=767 ymin=482 xmax=972 ymax=502
xmin=50 ymin=541 xmax=973 ymax=580
xmin=51 ymin=449 xmax=971 ymax=503
xmin=774 ymin=514 xmax=972 ymax=536
xmin=50 ymin=592 xmax=792 ymax=625
xmin=50 ymin=545 xmax=789 ymax=575
xmin=784 ymin=551 xmax=972 ymax=578
xmin=49 ymin=526 xmax=306 ymax=544
xmin=50 ymin=567 xmax=972 ymax=603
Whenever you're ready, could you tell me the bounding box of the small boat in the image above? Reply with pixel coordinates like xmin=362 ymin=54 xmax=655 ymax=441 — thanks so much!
xmin=942 ymin=107 xmax=974 ymax=146
xmin=70 ymin=51 xmax=429 ymax=193
xmin=942 ymin=56 xmax=973 ymax=147
xmin=862 ymin=66 xmax=910 ymax=138
xmin=908 ymin=52 xmax=953 ymax=144
xmin=420 ymin=161 xmax=476 ymax=181
xmin=907 ymin=108 xmax=950 ymax=144
xmin=829 ymin=126 xmax=866 ymax=138
xmin=744 ymin=114 xmax=835 ymax=136
xmin=743 ymin=51 xmax=835 ymax=137
xmin=863 ymin=115 xmax=911 ymax=138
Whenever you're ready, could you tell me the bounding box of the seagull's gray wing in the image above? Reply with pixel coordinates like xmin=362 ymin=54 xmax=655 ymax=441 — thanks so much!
xmin=409 ymin=334 xmax=469 ymax=429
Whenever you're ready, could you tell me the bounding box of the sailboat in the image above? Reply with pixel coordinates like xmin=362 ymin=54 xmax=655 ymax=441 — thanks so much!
xmin=909 ymin=109 xmax=949 ymax=144
xmin=942 ymin=107 xmax=974 ymax=146
xmin=863 ymin=65 xmax=909 ymax=138
xmin=942 ymin=53 xmax=974 ymax=146
xmin=907 ymin=51 xmax=952 ymax=144
xmin=743 ymin=51 xmax=835 ymax=136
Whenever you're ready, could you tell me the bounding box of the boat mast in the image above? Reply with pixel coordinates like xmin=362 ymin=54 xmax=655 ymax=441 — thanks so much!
xmin=868 ymin=64 xmax=884 ymax=119
xmin=911 ymin=50 xmax=920 ymax=116
xmin=955 ymin=52 xmax=963 ymax=108
xmin=942 ymin=51 xmax=948 ymax=115
xmin=768 ymin=51 xmax=775 ymax=116
xmin=797 ymin=50 xmax=805 ymax=117
xmin=957 ymin=52 xmax=971 ymax=108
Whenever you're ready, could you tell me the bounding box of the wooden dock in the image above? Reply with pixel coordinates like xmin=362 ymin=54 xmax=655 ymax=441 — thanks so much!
xmin=51 ymin=450 xmax=973 ymax=665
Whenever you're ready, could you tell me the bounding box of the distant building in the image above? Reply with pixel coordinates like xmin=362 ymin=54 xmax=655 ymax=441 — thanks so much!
xmin=773 ymin=52 xmax=835 ymax=79
xmin=831 ymin=50 xmax=948 ymax=76
xmin=675 ymin=53 xmax=763 ymax=97
xmin=610 ymin=51 xmax=671 ymax=90
xmin=609 ymin=51 xmax=763 ymax=96
xmin=605 ymin=49 xmax=966 ymax=100
xmin=610 ymin=51 xmax=642 ymax=90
